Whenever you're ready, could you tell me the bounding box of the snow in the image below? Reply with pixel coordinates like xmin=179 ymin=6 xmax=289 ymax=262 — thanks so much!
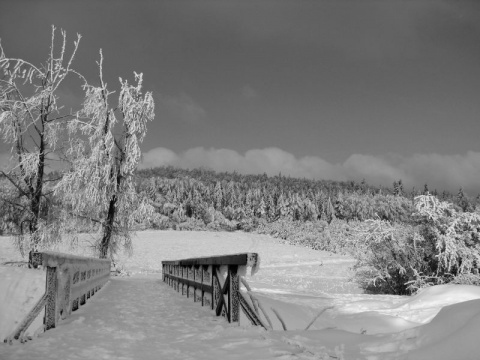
xmin=0 ymin=267 xmax=45 ymax=340
xmin=1 ymin=230 xmax=480 ymax=359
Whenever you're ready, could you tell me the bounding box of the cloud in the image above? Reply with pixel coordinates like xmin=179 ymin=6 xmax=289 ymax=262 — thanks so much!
xmin=2 ymin=146 xmax=477 ymax=195
xmin=156 ymin=93 xmax=206 ymax=124
xmin=141 ymin=147 xmax=179 ymax=169
xmin=343 ymin=154 xmax=408 ymax=186
xmin=140 ymin=147 xmax=480 ymax=195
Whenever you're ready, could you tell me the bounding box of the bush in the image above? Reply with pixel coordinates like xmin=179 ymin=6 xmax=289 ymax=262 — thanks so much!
xmin=256 ymin=219 xmax=356 ymax=253
xmin=233 ymin=218 xmax=250 ymax=232
xmin=335 ymin=192 xmax=413 ymax=222
xmin=349 ymin=220 xmax=424 ymax=294
xmin=150 ymin=214 xmax=173 ymax=230
xmin=350 ymin=195 xmax=480 ymax=295
xmin=176 ymin=218 xmax=206 ymax=231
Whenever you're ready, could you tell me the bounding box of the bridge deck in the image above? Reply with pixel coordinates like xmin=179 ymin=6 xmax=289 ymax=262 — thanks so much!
xmin=0 ymin=276 xmax=306 ymax=360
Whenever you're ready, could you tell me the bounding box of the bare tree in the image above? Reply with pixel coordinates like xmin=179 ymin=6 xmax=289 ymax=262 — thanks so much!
xmin=0 ymin=26 xmax=84 ymax=261
xmin=1 ymin=26 xmax=155 ymax=262
xmin=56 ymin=51 xmax=155 ymax=259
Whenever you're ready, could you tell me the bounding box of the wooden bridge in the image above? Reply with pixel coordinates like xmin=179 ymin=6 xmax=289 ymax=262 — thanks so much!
xmin=4 ymin=251 xmax=266 ymax=345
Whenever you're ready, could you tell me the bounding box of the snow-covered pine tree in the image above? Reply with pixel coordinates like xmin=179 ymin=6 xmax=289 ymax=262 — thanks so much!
xmin=213 ymin=181 xmax=223 ymax=210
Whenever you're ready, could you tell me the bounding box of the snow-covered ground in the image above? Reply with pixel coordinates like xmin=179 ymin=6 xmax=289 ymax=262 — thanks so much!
xmin=1 ymin=230 xmax=480 ymax=359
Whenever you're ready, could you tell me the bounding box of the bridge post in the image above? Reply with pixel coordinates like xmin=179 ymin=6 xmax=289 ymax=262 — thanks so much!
xmin=44 ymin=266 xmax=57 ymax=330
xmin=228 ymin=265 xmax=239 ymax=323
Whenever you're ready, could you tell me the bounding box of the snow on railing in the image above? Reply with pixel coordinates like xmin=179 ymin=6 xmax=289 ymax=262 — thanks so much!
xmin=162 ymin=253 xmax=267 ymax=328
xmin=4 ymin=252 xmax=110 ymax=344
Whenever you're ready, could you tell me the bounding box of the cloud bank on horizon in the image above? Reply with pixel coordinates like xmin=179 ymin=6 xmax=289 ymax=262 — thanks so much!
xmin=140 ymin=147 xmax=480 ymax=196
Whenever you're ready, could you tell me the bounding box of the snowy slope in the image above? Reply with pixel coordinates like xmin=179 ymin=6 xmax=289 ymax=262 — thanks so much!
xmin=0 ymin=267 xmax=45 ymax=341
xmin=1 ymin=230 xmax=480 ymax=359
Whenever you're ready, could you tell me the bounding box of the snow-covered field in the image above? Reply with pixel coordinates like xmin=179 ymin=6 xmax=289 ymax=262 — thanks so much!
xmin=1 ymin=230 xmax=480 ymax=359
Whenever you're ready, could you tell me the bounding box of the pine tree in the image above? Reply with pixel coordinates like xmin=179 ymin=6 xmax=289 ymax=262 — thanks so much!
xmin=276 ymin=192 xmax=288 ymax=219
xmin=398 ymin=179 xmax=404 ymax=195
xmin=244 ymin=189 xmax=254 ymax=217
xmin=325 ymin=197 xmax=336 ymax=224
xmin=423 ymin=183 xmax=429 ymax=195
xmin=213 ymin=181 xmax=223 ymax=210
xmin=393 ymin=181 xmax=399 ymax=196
xmin=267 ymin=192 xmax=275 ymax=220
xmin=258 ymin=197 xmax=267 ymax=218
xmin=456 ymin=187 xmax=472 ymax=212
xmin=441 ymin=190 xmax=449 ymax=201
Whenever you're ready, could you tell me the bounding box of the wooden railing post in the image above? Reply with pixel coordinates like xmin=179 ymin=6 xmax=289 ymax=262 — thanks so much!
xmin=210 ymin=265 xmax=214 ymax=310
xmin=228 ymin=265 xmax=239 ymax=323
xmin=44 ymin=266 xmax=57 ymax=330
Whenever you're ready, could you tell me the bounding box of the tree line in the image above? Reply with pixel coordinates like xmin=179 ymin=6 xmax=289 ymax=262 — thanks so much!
xmin=135 ymin=166 xmax=478 ymax=230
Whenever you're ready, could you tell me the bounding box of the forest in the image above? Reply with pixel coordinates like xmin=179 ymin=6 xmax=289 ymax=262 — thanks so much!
xmin=134 ymin=165 xmax=478 ymax=230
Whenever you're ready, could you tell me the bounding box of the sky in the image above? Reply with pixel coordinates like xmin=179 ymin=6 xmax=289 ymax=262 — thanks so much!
xmin=1 ymin=0 xmax=480 ymax=195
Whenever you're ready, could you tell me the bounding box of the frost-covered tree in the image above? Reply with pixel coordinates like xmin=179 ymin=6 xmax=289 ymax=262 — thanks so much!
xmin=393 ymin=180 xmax=404 ymax=197
xmin=324 ymin=196 xmax=336 ymax=223
xmin=0 ymin=27 xmax=84 ymax=259
xmin=423 ymin=183 xmax=429 ymax=195
xmin=56 ymin=51 xmax=155 ymax=259
xmin=353 ymin=194 xmax=480 ymax=294
xmin=213 ymin=181 xmax=223 ymax=210
xmin=257 ymin=197 xmax=267 ymax=218
xmin=456 ymin=187 xmax=473 ymax=213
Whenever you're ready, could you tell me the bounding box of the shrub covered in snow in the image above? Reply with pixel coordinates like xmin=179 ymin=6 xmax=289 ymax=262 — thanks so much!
xmin=350 ymin=195 xmax=480 ymax=295
xmin=256 ymin=218 xmax=357 ymax=254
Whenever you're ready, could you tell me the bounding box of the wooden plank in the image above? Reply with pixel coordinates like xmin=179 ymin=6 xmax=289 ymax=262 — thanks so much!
xmin=210 ymin=265 xmax=215 ymax=310
xmin=215 ymin=270 xmax=229 ymax=318
xmin=71 ymin=273 xmax=109 ymax=301
xmin=39 ymin=251 xmax=111 ymax=268
xmin=201 ymin=265 xmax=206 ymax=306
xmin=163 ymin=274 xmax=213 ymax=293
xmin=44 ymin=266 xmax=57 ymax=330
xmin=228 ymin=265 xmax=239 ymax=323
xmin=162 ymin=253 xmax=258 ymax=266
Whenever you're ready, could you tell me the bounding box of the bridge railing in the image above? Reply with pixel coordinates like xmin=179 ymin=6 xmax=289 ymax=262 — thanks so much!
xmin=4 ymin=251 xmax=110 ymax=343
xmin=162 ymin=253 xmax=265 ymax=328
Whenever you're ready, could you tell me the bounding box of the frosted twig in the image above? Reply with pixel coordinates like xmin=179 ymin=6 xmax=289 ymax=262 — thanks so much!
xmin=240 ymin=276 xmax=252 ymax=291
xmin=240 ymin=277 xmax=259 ymax=314
xmin=248 ymin=292 xmax=273 ymax=329
xmin=239 ymin=292 xmax=270 ymax=329
xmin=304 ymin=306 xmax=334 ymax=330
xmin=271 ymin=307 xmax=287 ymax=331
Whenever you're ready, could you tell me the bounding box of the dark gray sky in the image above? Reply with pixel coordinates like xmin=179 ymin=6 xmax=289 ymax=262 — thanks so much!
xmin=1 ymin=0 xmax=480 ymax=194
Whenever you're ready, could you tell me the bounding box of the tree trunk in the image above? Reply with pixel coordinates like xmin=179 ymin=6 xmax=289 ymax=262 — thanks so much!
xmin=28 ymin=133 xmax=45 ymax=268
xmin=99 ymin=194 xmax=117 ymax=259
